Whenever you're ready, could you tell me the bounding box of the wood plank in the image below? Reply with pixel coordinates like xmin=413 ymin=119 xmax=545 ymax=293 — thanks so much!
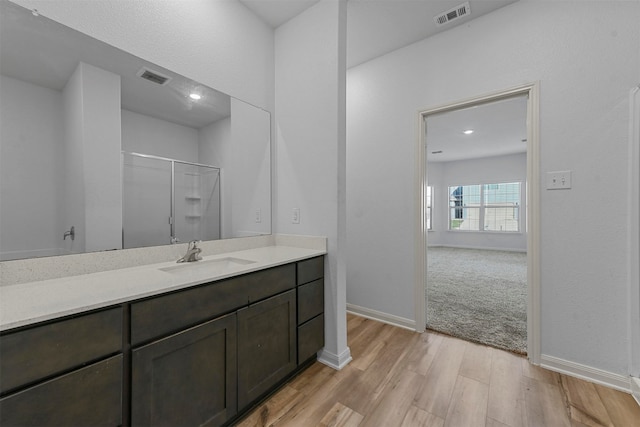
xmin=444 ymin=376 xmax=489 ymax=427
xmin=487 ymin=348 xmax=526 ymax=427
xmin=522 ymin=376 xmax=571 ymax=427
xmin=413 ymin=336 xmax=466 ymax=419
xmin=405 ymin=331 xmax=443 ymax=376
xmin=360 ymin=369 xmax=424 ymax=427
xmin=239 ymin=314 xmax=640 ymax=427
xmin=559 ymin=374 xmax=613 ymax=427
xmin=459 ymin=340 xmax=493 ymax=385
xmin=401 ymin=406 xmax=445 ymax=427
xmin=593 ymin=382 xmax=640 ymax=427
xmin=521 ymin=359 xmax=561 ymax=386
xmin=235 ymin=386 xmax=305 ymax=427
xmin=318 ymin=402 xmax=364 ymax=427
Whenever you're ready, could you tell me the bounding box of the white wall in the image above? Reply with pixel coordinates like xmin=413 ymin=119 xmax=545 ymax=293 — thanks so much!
xmin=0 ymin=75 xmax=64 ymax=259
xmin=229 ymin=98 xmax=271 ymax=237
xmin=347 ymin=0 xmax=640 ymax=377
xmin=62 ymin=63 xmax=87 ymax=254
xmin=200 ymin=117 xmax=232 ymax=238
xmin=121 ymin=109 xmax=199 ymax=162
xmin=79 ymin=63 xmax=122 ymax=253
xmin=275 ymin=0 xmax=350 ymax=368
xmin=428 ymin=153 xmax=527 ymax=251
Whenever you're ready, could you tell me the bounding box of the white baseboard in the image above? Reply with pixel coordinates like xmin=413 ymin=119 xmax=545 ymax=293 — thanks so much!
xmin=317 ymin=347 xmax=352 ymax=370
xmin=540 ymin=354 xmax=632 ymax=393
xmin=347 ymin=303 xmax=416 ymax=331
xmin=631 ymin=376 xmax=640 ymax=406
xmin=428 ymin=244 xmax=527 ymax=253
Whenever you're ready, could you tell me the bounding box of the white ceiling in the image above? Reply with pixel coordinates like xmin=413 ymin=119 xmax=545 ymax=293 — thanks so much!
xmin=240 ymin=0 xmax=518 ymax=68
xmin=425 ymin=95 xmax=528 ymax=163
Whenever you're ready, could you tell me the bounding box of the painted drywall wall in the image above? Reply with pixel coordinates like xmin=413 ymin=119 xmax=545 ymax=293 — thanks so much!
xmin=229 ymin=98 xmax=271 ymax=238
xmin=428 ymin=153 xmax=527 ymax=251
xmin=275 ymin=0 xmax=350 ymax=367
xmin=200 ymin=118 xmax=233 ymax=238
xmin=347 ymin=1 xmax=640 ymax=376
xmin=62 ymin=63 xmax=87 ymax=254
xmin=59 ymin=62 xmax=122 ymax=254
xmin=121 ymin=109 xmax=200 ymax=162
xmin=0 ymin=75 xmax=64 ymax=259
xmin=10 ymin=0 xmax=274 ymax=111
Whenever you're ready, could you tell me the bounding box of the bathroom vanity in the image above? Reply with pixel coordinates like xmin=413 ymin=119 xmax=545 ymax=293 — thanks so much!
xmin=0 ymin=246 xmax=325 ymax=426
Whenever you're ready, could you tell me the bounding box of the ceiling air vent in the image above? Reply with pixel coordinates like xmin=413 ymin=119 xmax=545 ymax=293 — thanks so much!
xmin=137 ymin=67 xmax=172 ymax=86
xmin=434 ymin=2 xmax=471 ymax=27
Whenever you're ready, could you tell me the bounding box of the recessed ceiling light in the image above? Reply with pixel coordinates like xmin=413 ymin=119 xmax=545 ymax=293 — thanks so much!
xmin=463 ymin=129 xmax=474 ymax=135
xmin=189 ymin=93 xmax=202 ymax=100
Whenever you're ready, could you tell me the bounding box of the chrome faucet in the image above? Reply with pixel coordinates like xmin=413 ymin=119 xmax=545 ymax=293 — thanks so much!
xmin=177 ymin=240 xmax=202 ymax=263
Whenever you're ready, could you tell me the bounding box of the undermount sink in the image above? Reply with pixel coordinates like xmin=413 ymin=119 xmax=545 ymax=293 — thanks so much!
xmin=159 ymin=257 xmax=256 ymax=276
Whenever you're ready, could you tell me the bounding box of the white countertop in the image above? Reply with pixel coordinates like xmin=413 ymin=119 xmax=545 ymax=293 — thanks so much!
xmin=0 ymin=245 xmax=325 ymax=331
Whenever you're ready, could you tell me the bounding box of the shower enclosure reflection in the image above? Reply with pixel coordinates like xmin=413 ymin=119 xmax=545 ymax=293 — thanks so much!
xmin=122 ymin=153 xmax=221 ymax=249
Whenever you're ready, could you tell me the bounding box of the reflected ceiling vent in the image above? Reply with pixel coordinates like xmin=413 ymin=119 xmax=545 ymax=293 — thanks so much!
xmin=137 ymin=67 xmax=172 ymax=86
xmin=434 ymin=2 xmax=471 ymax=26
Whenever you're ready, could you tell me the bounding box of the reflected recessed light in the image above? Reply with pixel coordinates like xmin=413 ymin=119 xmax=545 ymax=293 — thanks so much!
xmin=189 ymin=93 xmax=201 ymax=100
xmin=463 ymin=129 xmax=474 ymax=135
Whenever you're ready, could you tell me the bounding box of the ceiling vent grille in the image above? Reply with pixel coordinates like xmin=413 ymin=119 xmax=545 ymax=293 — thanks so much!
xmin=434 ymin=2 xmax=471 ymax=26
xmin=137 ymin=67 xmax=172 ymax=86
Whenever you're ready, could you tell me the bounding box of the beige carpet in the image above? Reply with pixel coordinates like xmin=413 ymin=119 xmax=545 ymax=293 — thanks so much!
xmin=426 ymin=246 xmax=527 ymax=354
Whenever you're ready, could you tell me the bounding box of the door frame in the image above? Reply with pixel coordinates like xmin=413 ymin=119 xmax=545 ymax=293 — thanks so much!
xmin=414 ymin=82 xmax=541 ymax=363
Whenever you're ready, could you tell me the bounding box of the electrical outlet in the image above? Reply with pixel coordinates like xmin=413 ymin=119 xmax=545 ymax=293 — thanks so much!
xmin=546 ymin=171 xmax=572 ymax=190
xmin=255 ymin=209 xmax=261 ymax=223
xmin=292 ymin=208 xmax=300 ymax=224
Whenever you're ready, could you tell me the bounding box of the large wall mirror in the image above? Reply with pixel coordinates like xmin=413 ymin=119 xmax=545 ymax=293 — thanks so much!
xmin=0 ymin=1 xmax=271 ymax=261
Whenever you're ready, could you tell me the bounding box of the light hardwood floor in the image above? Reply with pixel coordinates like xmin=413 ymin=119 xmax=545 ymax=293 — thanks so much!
xmin=236 ymin=314 xmax=640 ymax=427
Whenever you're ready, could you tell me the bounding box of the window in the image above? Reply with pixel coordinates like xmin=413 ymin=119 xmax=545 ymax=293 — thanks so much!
xmin=426 ymin=186 xmax=433 ymax=230
xmin=448 ymin=182 xmax=521 ymax=232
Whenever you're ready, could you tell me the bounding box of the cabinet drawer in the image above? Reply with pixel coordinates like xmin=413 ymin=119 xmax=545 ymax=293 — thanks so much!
xmin=131 ymin=277 xmax=247 ymax=345
xmin=0 ymin=307 xmax=122 ymax=394
xmin=297 ymin=257 xmax=324 ymax=285
xmin=297 ymin=279 xmax=324 ymax=325
xmin=242 ymin=264 xmax=296 ymax=303
xmin=131 ymin=264 xmax=296 ymax=345
xmin=0 ymin=355 xmax=122 ymax=426
xmin=298 ymin=314 xmax=324 ymax=364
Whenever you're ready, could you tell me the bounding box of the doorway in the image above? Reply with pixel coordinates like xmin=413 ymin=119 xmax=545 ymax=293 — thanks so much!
xmin=415 ymin=84 xmax=540 ymax=362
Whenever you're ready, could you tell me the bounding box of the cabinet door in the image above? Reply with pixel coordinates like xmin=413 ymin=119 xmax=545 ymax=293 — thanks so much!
xmin=0 ymin=355 xmax=122 ymax=426
xmin=237 ymin=289 xmax=296 ymax=408
xmin=131 ymin=313 xmax=237 ymax=427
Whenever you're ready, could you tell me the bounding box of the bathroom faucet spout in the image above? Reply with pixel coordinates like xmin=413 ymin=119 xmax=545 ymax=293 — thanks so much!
xmin=177 ymin=240 xmax=202 ymax=263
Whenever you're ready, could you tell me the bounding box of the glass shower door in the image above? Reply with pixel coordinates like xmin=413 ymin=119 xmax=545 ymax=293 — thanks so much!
xmin=122 ymin=153 xmax=172 ymax=248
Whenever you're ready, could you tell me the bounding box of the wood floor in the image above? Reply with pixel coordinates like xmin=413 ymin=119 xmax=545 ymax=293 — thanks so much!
xmin=236 ymin=314 xmax=640 ymax=427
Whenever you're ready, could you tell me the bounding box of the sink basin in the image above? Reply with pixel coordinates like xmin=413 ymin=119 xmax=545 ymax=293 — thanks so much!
xmin=159 ymin=257 xmax=256 ymax=276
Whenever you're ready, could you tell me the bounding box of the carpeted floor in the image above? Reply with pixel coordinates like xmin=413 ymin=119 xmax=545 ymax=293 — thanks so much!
xmin=426 ymin=246 xmax=527 ymax=354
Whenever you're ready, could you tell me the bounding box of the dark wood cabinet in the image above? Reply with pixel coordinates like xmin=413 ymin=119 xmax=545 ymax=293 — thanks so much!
xmin=296 ymin=257 xmax=325 ymax=365
xmin=0 ymin=355 xmax=122 ymax=426
xmin=237 ymin=289 xmax=297 ymax=408
xmin=131 ymin=313 xmax=237 ymax=427
xmin=1 ymin=256 xmax=324 ymax=426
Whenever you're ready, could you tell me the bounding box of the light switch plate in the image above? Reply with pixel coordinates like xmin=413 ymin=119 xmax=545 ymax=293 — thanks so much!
xmin=292 ymin=208 xmax=300 ymax=224
xmin=546 ymin=171 xmax=572 ymax=190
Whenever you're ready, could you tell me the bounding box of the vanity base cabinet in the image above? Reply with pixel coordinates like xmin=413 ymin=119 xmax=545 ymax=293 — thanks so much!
xmin=0 ymin=355 xmax=122 ymax=426
xmin=237 ymin=289 xmax=297 ymax=409
xmin=131 ymin=313 xmax=237 ymax=427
